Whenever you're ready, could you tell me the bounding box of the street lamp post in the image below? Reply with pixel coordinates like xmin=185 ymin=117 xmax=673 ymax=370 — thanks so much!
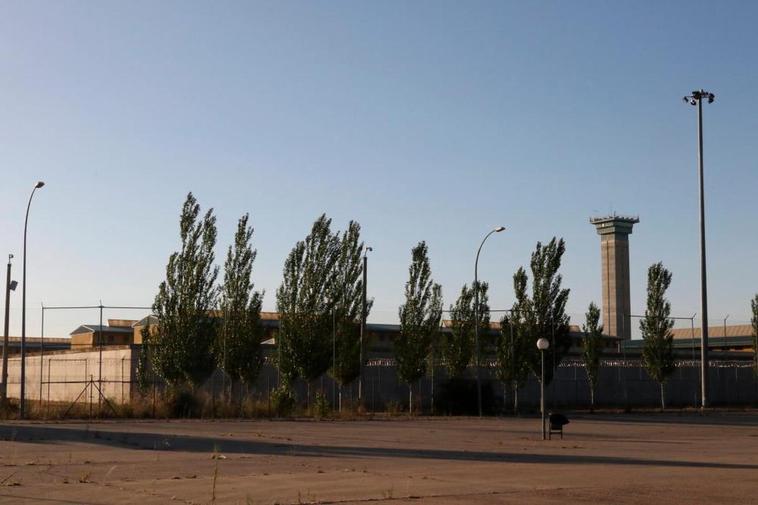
xmin=332 ymin=309 xmax=336 ymax=410
xmin=474 ymin=226 xmax=505 ymax=418
xmin=537 ymin=337 xmax=550 ymax=440
xmin=20 ymin=180 xmax=45 ymax=419
xmin=358 ymin=246 xmax=372 ymax=404
xmin=723 ymin=314 xmax=729 ymax=340
xmin=2 ymin=255 xmax=18 ymax=405
xmin=683 ymin=89 xmax=714 ymax=409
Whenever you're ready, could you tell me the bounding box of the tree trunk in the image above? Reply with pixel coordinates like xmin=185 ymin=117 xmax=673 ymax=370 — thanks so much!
xmin=238 ymin=380 xmax=244 ymax=418
xmin=590 ymin=385 xmax=595 ymax=413
xmin=408 ymin=384 xmax=413 ymax=416
xmin=502 ymin=381 xmax=507 ymax=414
xmin=211 ymin=373 xmax=216 ymax=419
xmin=513 ymin=382 xmax=519 ymax=415
xmin=660 ymin=382 xmax=665 ymax=412
xmin=338 ymin=384 xmax=342 ymax=413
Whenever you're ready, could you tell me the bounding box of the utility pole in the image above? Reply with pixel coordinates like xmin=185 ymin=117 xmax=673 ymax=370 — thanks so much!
xmin=683 ymin=89 xmax=715 ymax=410
xmin=98 ymin=302 xmax=104 ymax=414
xmin=2 ymin=255 xmax=17 ymax=405
xmin=358 ymin=247 xmax=371 ymax=403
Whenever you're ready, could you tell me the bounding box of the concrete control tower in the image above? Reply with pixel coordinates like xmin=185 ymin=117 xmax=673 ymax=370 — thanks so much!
xmin=590 ymin=215 xmax=639 ymax=340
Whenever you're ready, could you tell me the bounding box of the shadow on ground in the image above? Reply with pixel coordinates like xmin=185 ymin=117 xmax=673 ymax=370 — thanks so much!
xmin=0 ymin=423 xmax=756 ymax=471
xmin=567 ymin=412 xmax=758 ymax=428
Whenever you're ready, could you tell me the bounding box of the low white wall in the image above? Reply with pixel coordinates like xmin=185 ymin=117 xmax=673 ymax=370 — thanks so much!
xmin=4 ymin=347 xmax=136 ymax=405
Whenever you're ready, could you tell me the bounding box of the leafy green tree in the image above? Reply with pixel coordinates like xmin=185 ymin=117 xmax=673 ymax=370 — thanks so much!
xmin=751 ymin=294 xmax=758 ymax=374
xmin=151 ymin=193 xmax=219 ymax=389
xmin=527 ymin=238 xmax=571 ymax=382
xmin=582 ymin=302 xmax=603 ymax=412
xmin=640 ymin=262 xmax=675 ymax=411
xmin=443 ymin=282 xmax=489 ymax=378
xmin=396 ymin=241 xmax=443 ymax=414
xmin=330 ymin=221 xmax=373 ymax=406
xmin=218 ymin=213 xmax=264 ymax=401
xmin=276 ymin=214 xmax=340 ymax=386
xmin=496 ymin=271 xmax=533 ymax=414
xmin=501 ymin=238 xmax=570 ymax=388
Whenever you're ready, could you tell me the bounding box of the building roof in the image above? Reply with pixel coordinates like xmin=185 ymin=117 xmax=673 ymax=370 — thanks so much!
xmin=133 ymin=315 xmax=159 ymax=327
xmin=70 ymin=325 xmax=135 ymax=336
xmin=671 ymin=324 xmax=754 ymax=339
xmin=108 ymin=319 xmax=138 ymax=328
xmin=621 ymin=335 xmax=754 ymax=351
xmin=3 ymin=336 xmax=69 ymax=344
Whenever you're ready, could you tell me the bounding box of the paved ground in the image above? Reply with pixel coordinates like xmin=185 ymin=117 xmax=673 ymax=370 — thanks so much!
xmin=0 ymin=413 xmax=756 ymax=504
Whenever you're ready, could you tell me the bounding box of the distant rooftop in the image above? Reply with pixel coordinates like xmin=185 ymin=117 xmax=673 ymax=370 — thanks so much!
xmin=671 ymin=324 xmax=754 ymax=339
xmin=70 ymin=325 xmax=134 ymax=336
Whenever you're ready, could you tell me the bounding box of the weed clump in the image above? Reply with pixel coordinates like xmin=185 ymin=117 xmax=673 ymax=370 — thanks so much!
xmin=271 ymin=386 xmax=296 ymax=418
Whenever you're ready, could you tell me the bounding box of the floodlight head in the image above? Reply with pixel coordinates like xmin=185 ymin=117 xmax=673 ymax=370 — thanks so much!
xmin=8 ymin=254 xmax=13 ymax=261
xmin=9 ymin=280 xmax=18 ymax=291
xmin=537 ymin=337 xmax=550 ymax=351
xmin=685 ymin=90 xmax=715 ymax=106
xmin=494 ymin=226 xmax=506 ymax=232
xmin=35 ymin=181 xmax=45 ymax=189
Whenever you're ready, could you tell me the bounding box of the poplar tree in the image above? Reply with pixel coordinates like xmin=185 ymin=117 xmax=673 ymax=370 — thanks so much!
xmin=496 ymin=270 xmax=534 ymax=413
xmin=582 ymin=302 xmax=603 ymax=412
xmin=528 ymin=238 xmax=571 ymax=382
xmin=500 ymin=238 xmax=570 ymax=387
xmin=218 ymin=213 xmax=264 ymax=398
xmin=330 ymin=221 xmax=373 ymax=398
xmin=750 ymin=294 xmax=758 ymax=374
xmin=443 ymin=282 xmax=489 ymax=378
xmin=641 ymin=262 xmax=675 ymax=411
xmin=276 ymin=215 xmax=340 ymax=385
xmin=397 ymin=241 xmax=443 ymax=414
xmin=151 ymin=193 xmax=219 ymax=389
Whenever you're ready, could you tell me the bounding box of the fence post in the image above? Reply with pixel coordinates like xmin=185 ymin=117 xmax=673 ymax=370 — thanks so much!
xmin=89 ymin=374 xmax=94 ymax=419
xmin=39 ymin=304 xmax=44 ymax=407
xmin=121 ymin=356 xmax=125 ymax=404
xmin=152 ymin=370 xmax=156 ymax=418
xmin=46 ymin=358 xmax=51 ymax=417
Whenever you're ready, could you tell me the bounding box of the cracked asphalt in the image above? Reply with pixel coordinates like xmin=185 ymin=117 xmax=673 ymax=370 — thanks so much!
xmin=0 ymin=413 xmax=756 ymax=504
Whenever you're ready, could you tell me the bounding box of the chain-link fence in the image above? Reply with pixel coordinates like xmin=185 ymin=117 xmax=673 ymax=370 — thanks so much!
xmin=2 ymin=303 xmax=756 ymax=418
xmin=4 ymin=346 xmax=757 ymax=417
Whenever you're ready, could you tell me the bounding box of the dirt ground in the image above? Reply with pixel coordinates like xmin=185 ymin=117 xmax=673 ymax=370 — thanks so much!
xmin=0 ymin=413 xmax=756 ymax=504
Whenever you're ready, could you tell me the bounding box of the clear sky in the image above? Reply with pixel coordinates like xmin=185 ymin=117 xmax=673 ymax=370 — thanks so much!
xmin=1 ymin=1 xmax=757 ymax=338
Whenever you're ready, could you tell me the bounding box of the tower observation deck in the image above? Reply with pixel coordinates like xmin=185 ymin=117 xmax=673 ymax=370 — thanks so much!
xmin=590 ymin=215 xmax=639 ymax=340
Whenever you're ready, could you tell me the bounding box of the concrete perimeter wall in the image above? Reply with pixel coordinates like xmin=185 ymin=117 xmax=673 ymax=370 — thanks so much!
xmin=249 ymin=359 xmax=758 ymax=412
xmin=4 ymin=347 xmax=136 ymax=405
xmin=3 ymin=349 xmax=757 ymax=411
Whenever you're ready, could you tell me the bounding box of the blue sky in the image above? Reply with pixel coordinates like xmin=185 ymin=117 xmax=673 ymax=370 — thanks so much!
xmin=1 ymin=1 xmax=757 ymax=337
